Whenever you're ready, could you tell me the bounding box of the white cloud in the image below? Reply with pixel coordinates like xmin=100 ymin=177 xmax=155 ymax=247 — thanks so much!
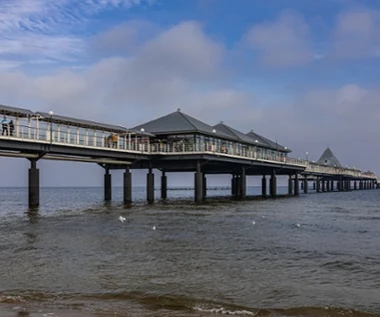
xmin=244 ymin=10 xmax=313 ymax=67
xmin=0 ymin=0 xmax=153 ymax=66
xmin=331 ymin=8 xmax=380 ymax=59
xmin=0 ymin=21 xmax=240 ymax=126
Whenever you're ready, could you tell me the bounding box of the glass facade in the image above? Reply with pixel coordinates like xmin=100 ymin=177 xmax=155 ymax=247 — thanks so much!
xmin=151 ymin=133 xmax=288 ymax=158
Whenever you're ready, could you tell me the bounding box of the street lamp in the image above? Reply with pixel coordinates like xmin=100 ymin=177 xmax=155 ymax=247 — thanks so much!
xmin=48 ymin=110 xmax=54 ymax=143
xmin=306 ymin=152 xmax=309 ymax=161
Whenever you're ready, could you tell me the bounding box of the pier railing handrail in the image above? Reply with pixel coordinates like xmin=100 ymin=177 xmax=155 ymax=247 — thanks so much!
xmin=0 ymin=123 xmax=376 ymax=180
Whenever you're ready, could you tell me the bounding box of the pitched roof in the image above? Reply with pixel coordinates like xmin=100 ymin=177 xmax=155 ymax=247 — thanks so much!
xmin=133 ymin=109 xmax=236 ymax=141
xmin=0 ymin=104 xmax=34 ymax=117
xmin=317 ymin=147 xmax=342 ymax=167
xmin=246 ymin=131 xmax=290 ymax=153
xmin=213 ymin=122 xmax=268 ymax=147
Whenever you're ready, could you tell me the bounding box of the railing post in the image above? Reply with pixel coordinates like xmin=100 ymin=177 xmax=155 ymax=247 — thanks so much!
xmin=15 ymin=116 xmax=19 ymax=137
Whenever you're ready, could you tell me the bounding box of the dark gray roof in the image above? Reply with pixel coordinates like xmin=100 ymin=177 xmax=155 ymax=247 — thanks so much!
xmin=36 ymin=112 xmax=154 ymax=136
xmin=133 ymin=110 xmax=236 ymax=141
xmin=246 ymin=131 xmax=290 ymax=153
xmin=0 ymin=104 xmax=34 ymax=117
xmin=213 ymin=122 xmax=268 ymax=147
xmin=317 ymin=147 xmax=342 ymax=167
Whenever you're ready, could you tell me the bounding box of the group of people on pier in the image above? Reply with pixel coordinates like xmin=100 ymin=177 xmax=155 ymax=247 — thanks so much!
xmin=105 ymin=133 xmax=118 ymax=148
xmin=1 ymin=116 xmax=14 ymax=136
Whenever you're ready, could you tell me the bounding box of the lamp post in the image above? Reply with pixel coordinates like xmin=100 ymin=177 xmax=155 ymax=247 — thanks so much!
xmin=306 ymin=152 xmax=309 ymax=161
xmin=48 ymin=110 xmax=54 ymax=143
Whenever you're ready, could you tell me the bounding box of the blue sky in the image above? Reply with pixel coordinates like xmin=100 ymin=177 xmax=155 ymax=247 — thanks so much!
xmin=0 ymin=0 xmax=380 ymax=187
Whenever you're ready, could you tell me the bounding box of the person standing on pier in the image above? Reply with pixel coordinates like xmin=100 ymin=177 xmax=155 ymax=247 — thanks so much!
xmin=9 ymin=120 xmax=14 ymax=136
xmin=2 ymin=116 xmax=8 ymax=136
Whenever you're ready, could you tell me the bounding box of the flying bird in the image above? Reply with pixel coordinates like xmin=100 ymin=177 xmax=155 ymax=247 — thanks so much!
xmin=119 ymin=216 xmax=126 ymax=223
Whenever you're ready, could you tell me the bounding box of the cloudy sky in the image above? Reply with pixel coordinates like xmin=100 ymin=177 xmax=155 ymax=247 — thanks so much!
xmin=1 ymin=0 xmax=379 ymax=187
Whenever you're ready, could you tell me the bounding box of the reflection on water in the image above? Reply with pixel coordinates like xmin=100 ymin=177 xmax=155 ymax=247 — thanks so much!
xmin=0 ymin=187 xmax=379 ymax=316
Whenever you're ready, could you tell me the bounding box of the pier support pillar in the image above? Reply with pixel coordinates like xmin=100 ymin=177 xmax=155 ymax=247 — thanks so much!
xmin=28 ymin=159 xmax=40 ymax=208
xmin=326 ymin=180 xmax=330 ymax=192
xmin=330 ymin=181 xmax=334 ymax=191
xmin=203 ymin=174 xmax=207 ymax=198
xmin=231 ymin=175 xmax=236 ymax=196
xmin=322 ymin=180 xmax=326 ymax=192
xmin=161 ymin=171 xmax=167 ymax=200
xmin=338 ymin=178 xmax=343 ymax=191
xmin=316 ymin=177 xmax=320 ymax=193
xmin=313 ymin=181 xmax=316 ymax=190
xmin=123 ymin=168 xmax=132 ymax=204
xmin=104 ymin=167 xmax=112 ymax=201
xmin=262 ymin=175 xmax=267 ymax=197
xmin=235 ymin=175 xmax=241 ymax=198
xmin=239 ymin=168 xmax=246 ymax=199
xmin=194 ymin=161 xmax=203 ymax=202
xmin=288 ymin=175 xmax=293 ymax=195
xmin=354 ymin=181 xmax=357 ymax=190
xmin=303 ymin=177 xmax=308 ymax=194
xmin=147 ymin=168 xmax=155 ymax=204
xmin=301 ymin=181 xmax=304 ymax=190
xmin=270 ymin=170 xmax=277 ymax=197
xmin=294 ymin=173 xmax=299 ymax=196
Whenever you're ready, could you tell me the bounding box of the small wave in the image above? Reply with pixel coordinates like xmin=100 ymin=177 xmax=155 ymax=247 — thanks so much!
xmin=194 ymin=305 xmax=256 ymax=315
xmin=0 ymin=295 xmax=25 ymax=303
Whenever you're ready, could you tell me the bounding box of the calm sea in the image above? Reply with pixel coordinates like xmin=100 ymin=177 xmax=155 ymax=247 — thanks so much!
xmin=0 ymin=187 xmax=379 ymax=317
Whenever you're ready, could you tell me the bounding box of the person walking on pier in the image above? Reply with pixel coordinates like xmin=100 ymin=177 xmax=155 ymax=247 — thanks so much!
xmin=9 ymin=120 xmax=14 ymax=136
xmin=2 ymin=116 xmax=8 ymax=136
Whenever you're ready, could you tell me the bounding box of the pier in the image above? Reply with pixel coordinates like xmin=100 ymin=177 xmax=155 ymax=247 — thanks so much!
xmin=0 ymin=104 xmax=377 ymax=208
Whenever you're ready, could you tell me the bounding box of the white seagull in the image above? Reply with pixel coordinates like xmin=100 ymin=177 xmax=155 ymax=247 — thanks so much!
xmin=252 ymin=221 xmax=256 ymax=225
xmin=119 ymin=216 xmax=126 ymax=223
xmin=152 ymin=225 xmax=156 ymax=230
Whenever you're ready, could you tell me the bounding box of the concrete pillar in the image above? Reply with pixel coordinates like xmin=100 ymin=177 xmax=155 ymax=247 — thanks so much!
xmin=235 ymin=175 xmax=241 ymax=198
xmin=28 ymin=159 xmax=40 ymax=208
xmin=316 ymin=177 xmax=320 ymax=193
xmin=104 ymin=167 xmax=112 ymax=201
xmin=359 ymin=181 xmax=363 ymax=190
xmin=294 ymin=173 xmax=299 ymax=196
xmin=147 ymin=167 xmax=154 ymax=204
xmin=270 ymin=170 xmax=277 ymax=197
xmin=161 ymin=171 xmax=167 ymax=200
xmin=354 ymin=181 xmax=357 ymax=190
xmin=330 ymin=181 xmax=334 ymax=191
xmin=123 ymin=167 xmax=132 ymax=204
xmin=262 ymin=175 xmax=267 ymax=197
xmin=194 ymin=161 xmax=203 ymax=202
xmin=203 ymin=174 xmax=207 ymax=198
xmin=301 ymin=181 xmax=304 ymax=190
xmin=313 ymin=181 xmax=316 ymax=190
xmin=239 ymin=168 xmax=246 ymax=199
xmin=288 ymin=175 xmax=293 ymax=195
xmin=322 ymin=180 xmax=326 ymax=192
xmin=326 ymin=180 xmax=330 ymax=192
xmin=303 ymin=177 xmax=308 ymax=194
xmin=347 ymin=180 xmax=351 ymax=191
xmin=231 ymin=175 xmax=236 ymax=196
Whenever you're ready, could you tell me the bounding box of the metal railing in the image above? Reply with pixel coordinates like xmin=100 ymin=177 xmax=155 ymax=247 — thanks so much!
xmin=0 ymin=123 xmax=376 ymax=179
